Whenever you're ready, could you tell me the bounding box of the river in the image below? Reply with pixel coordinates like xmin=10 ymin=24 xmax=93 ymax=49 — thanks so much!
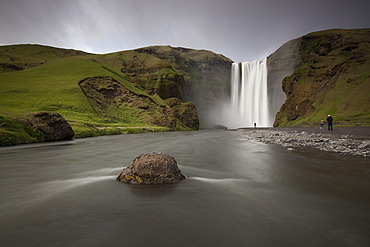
xmin=0 ymin=130 xmax=369 ymax=247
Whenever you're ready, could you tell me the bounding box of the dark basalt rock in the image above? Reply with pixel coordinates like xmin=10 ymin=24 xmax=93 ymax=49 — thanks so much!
xmin=117 ymin=153 xmax=186 ymax=184
xmin=29 ymin=112 xmax=74 ymax=141
xmin=212 ymin=124 xmax=228 ymax=130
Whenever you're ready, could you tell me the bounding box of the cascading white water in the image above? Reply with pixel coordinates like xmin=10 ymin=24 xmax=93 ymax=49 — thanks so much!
xmin=230 ymin=58 xmax=272 ymax=128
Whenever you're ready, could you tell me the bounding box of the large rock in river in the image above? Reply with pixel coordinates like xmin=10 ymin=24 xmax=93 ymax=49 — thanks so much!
xmin=117 ymin=153 xmax=186 ymax=184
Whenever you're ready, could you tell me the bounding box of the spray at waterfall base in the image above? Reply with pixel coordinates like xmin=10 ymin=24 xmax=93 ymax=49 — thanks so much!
xmin=210 ymin=58 xmax=285 ymax=129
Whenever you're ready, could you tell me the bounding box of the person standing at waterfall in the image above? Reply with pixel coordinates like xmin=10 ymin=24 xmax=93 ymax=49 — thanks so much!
xmin=326 ymin=115 xmax=333 ymax=131
xmin=320 ymin=119 xmax=324 ymax=129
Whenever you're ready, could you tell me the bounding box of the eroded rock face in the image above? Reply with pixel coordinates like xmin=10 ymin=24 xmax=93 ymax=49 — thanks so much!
xmin=79 ymin=76 xmax=199 ymax=131
xmin=165 ymin=98 xmax=199 ymax=130
xmin=129 ymin=46 xmax=233 ymax=125
xmin=117 ymin=153 xmax=186 ymax=184
xmin=272 ymin=29 xmax=370 ymax=127
xmin=29 ymin=112 xmax=74 ymax=141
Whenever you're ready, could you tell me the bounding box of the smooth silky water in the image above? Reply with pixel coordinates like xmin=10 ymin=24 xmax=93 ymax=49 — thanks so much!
xmin=0 ymin=131 xmax=369 ymax=246
xmin=220 ymin=59 xmax=279 ymax=129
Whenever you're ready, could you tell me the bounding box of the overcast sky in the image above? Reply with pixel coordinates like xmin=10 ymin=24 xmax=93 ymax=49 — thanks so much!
xmin=0 ymin=0 xmax=369 ymax=62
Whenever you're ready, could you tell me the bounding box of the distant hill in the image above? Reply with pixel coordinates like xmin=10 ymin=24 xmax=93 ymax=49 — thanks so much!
xmin=0 ymin=44 xmax=231 ymax=145
xmin=269 ymin=28 xmax=370 ymax=127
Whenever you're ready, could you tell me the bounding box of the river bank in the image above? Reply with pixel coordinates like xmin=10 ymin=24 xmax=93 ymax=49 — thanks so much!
xmin=237 ymin=127 xmax=370 ymax=158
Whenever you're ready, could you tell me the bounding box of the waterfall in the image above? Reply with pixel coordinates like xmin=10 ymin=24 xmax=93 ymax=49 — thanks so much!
xmin=230 ymin=58 xmax=272 ymax=128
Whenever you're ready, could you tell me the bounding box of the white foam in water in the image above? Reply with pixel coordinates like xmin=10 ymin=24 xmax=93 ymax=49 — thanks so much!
xmin=42 ymin=175 xmax=114 ymax=194
xmin=41 ymin=167 xmax=121 ymax=197
xmin=0 ymin=173 xmax=115 ymax=220
xmin=189 ymin=177 xmax=246 ymax=184
xmin=37 ymin=167 xmax=122 ymax=199
xmin=80 ymin=167 xmax=123 ymax=176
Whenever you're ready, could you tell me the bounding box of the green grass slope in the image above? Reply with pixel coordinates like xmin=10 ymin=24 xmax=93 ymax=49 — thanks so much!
xmin=273 ymin=29 xmax=370 ymax=127
xmin=0 ymin=45 xmax=175 ymax=142
xmin=0 ymin=44 xmax=231 ymax=145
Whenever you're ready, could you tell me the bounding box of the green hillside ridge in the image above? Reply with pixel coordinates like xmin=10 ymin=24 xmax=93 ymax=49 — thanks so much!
xmin=97 ymin=46 xmax=232 ymax=121
xmin=272 ymin=28 xmax=370 ymax=127
xmin=0 ymin=44 xmax=231 ymax=146
xmin=2 ymin=28 xmax=367 ymax=146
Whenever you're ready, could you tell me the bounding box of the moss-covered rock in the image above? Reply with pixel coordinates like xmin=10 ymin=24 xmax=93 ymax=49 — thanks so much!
xmin=79 ymin=77 xmax=199 ymax=131
xmin=79 ymin=76 xmax=175 ymax=129
xmin=155 ymin=69 xmax=184 ymax=99
xmin=117 ymin=153 xmax=186 ymax=184
xmin=29 ymin=112 xmax=74 ymax=141
xmin=165 ymin=98 xmax=199 ymax=130
xmin=0 ymin=116 xmax=44 ymax=146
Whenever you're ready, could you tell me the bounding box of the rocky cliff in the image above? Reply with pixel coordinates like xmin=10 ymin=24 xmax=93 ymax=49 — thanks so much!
xmin=270 ymin=29 xmax=370 ymax=126
xmin=97 ymin=46 xmax=232 ymax=126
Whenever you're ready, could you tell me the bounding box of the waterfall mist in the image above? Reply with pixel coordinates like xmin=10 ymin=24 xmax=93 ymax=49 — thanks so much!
xmin=199 ymin=38 xmax=299 ymax=129
xmin=211 ymin=58 xmax=273 ymax=129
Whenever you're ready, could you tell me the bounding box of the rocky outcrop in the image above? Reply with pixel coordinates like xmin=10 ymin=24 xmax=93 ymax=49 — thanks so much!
xmin=117 ymin=153 xmax=186 ymax=184
xmin=267 ymin=38 xmax=300 ymax=122
xmin=271 ymin=29 xmax=370 ymax=127
xmin=212 ymin=124 xmax=228 ymax=130
xmin=78 ymin=76 xmax=199 ymax=130
xmin=0 ymin=116 xmax=44 ymax=146
xmin=29 ymin=112 xmax=74 ymax=141
xmin=165 ymin=98 xmax=199 ymax=130
xmin=79 ymin=44 xmax=231 ymax=130
xmin=180 ymin=50 xmax=233 ymax=123
xmin=116 ymin=46 xmax=233 ymax=125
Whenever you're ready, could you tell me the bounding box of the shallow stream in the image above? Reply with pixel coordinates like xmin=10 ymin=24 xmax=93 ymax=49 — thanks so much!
xmin=0 ymin=130 xmax=369 ymax=246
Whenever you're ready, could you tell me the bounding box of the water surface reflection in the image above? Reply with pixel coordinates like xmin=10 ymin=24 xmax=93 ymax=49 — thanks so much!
xmin=0 ymin=130 xmax=369 ymax=246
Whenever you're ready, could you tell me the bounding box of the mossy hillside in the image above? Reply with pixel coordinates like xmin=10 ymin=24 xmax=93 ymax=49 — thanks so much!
xmin=97 ymin=46 xmax=233 ymax=124
xmin=273 ymin=29 xmax=370 ymax=127
xmin=0 ymin=54 xmax=110 ymax=120
xmin=78 ymin=76 xmax=180 ymax=131
xmin=0 ymin=44 xmax=89 ymax=72
xmin=0 ymin=44 xmax=177 ymax=123
xmin=94 ymin=48 xmax=182 ymax=97
xmin=1 ymin=44 xmax=226 ymax=145
xmin=165 ymin=98 xmax=199 ymax=130
xmin=0 ymin=116 xmax=44 ymax=146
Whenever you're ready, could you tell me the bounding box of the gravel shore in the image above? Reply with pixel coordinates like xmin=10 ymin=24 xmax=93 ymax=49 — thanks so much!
xmin=237 ymin=127 xmax=370 ymax=158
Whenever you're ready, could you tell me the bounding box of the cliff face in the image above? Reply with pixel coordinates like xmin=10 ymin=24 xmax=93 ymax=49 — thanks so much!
xmin=271 ymin=29 xmax=370 ymax=126
xmin=267 ymin=38 xmax=300 ymax=123
xmin=100 ymin=46 xmax=232 ymax=125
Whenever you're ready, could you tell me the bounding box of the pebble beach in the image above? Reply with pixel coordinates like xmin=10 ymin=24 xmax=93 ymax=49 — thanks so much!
xmin=237 ymin=127 xmax=370 ymax=158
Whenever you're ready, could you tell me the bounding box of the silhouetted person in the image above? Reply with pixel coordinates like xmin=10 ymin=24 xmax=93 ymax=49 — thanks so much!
xmin=254 ymin=123 xmax=256 ymax=128
xmin=326 ymin=115 xmax=333 ymax=131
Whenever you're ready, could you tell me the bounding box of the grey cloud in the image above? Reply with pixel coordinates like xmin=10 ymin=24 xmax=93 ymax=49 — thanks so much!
xmin=0 ymin=0 xmax=369 ymax=62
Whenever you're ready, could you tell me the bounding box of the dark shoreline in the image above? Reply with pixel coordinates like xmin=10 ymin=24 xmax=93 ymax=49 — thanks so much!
xmin=237 ymin=127 xmax=370 ymax=158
